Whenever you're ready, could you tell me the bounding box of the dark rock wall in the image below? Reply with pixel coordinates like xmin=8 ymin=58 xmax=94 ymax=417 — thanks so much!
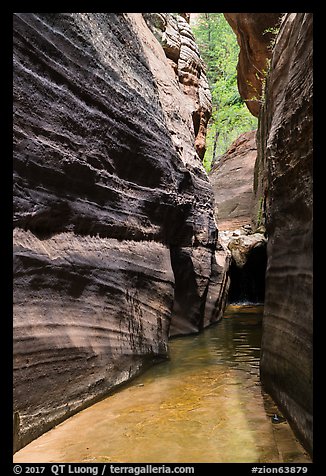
xmin=217 ymin=12 xmax=312 ymax=454
xmin=13 ymin=13 xmax=222 ymax=451
xmin=228 ymin=244 xmax=267 ymax=304
xmin=257 ymin=13 xmax=313 ymax=454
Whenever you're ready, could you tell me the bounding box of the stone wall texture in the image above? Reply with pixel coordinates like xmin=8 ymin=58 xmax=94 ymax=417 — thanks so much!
xmin=257 ymin=13 xmax=313 ymax=455
xmin=209 ymin=130 xmax=257 ymax=231
xmin=13 ymin=13 xmax=226 ymax=452
xmin=224 ymin=13 xmax=283 ymax=117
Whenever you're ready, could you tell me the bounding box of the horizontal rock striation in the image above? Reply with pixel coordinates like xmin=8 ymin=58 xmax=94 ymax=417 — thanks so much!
xmin=14 ymin=229 xmax=174 ymax=450
xmin=257 ymin=13 xmax=313 ymax=455
xmin=224 ymin=13 xmax=282 ymax=117
xmin=13 ymin=13 xmax=222 ymax=451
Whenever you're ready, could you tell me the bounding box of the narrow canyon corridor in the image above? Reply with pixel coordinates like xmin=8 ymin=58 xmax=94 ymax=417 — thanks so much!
xmin=13 ymin=306 xmax=310 ymax=463
xmin=12 ymin=12 xmax=313 ymax=468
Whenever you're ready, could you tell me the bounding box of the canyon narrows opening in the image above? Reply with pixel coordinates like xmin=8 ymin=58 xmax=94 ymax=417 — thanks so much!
xmin=228 ymin=244 xmax=267 ymax=304
xmin=13 ymin=12 xmax=313 ymax=465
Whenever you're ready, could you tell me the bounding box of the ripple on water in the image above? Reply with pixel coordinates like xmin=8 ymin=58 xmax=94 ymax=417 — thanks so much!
xmin=13 ymin=305 xmax=311 ymax=464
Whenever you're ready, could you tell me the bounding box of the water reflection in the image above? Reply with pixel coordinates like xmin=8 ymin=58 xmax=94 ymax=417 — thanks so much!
xmin=14 ymin=305 xmax=310 ymax=464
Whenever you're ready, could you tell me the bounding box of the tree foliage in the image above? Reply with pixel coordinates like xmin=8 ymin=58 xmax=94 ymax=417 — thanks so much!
xmin=191 ymin=13 xmax=257 ymax=172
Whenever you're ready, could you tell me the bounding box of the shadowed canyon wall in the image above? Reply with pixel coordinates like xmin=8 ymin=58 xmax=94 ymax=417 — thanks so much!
xmin=257 ymin=13 xmax=313 ymax=455
xmin=223 ymin=13 xmax=313 ymax=454
xmin=13 ymin=13 xmax=228 ymax=451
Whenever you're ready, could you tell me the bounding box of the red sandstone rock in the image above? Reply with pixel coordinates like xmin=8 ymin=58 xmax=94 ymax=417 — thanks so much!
xmin=143 ymin=13 xmax=212 ymax=159
xmin=224 ymin=13 xmax=282 ymax=117
xmin=210 ymin=130 xmax=257 ymax=231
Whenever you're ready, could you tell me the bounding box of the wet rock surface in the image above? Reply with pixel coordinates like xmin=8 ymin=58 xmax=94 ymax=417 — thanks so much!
xmin=224 ymin=13 xmax=282 ymax=117
xmin=13 ymin=13 xmax=220 ymax=451
xmin=13 ymin=229 xmax=174 ymax=450
xmin=256 ymin=13 xmax=313 ymax=455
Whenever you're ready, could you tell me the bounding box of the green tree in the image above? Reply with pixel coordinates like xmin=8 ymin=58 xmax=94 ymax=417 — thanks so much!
xmin=191 ymin=13 xmax=257 ymax=172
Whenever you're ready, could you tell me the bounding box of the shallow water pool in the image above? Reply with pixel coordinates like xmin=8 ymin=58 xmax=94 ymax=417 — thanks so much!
xmin=14 ymin=305 xmax=311 ymax=463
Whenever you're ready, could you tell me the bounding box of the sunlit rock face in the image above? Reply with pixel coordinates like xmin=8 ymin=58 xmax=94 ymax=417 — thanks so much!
xmin=13 ymin=13 xmax=222 ymax=451
xmin=256 ymin=13 xmax=313 ymax=455
xmin=143 ymin=13 xmax=212 ymax=159
xmin=210 ymin=130 xmax=257 ymax=231
xmin=224 ymin=13 xmax=282 ymax=117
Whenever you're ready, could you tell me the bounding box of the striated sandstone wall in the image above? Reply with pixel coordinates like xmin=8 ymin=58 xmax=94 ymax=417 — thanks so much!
xmin=226 ymin=11 xmax=313 ymax=453
xmin=13 ymin=13 xmax=226 ymax=451
xmin=256 ymin=13 xmax=313 ymax=454
xmin=214 ymin=13 xmax=312 ymax=454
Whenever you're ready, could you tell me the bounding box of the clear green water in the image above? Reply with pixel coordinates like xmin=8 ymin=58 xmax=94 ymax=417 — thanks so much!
xmin=14 ymin=305 xmax=310 ymax=463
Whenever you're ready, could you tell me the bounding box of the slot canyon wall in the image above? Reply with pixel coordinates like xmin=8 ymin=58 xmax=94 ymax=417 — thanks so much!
xmin=13 ymin=13 xmax=229 ymax=452
xmin=13 ymin=11 xmax=313 ymax=457
xmin=226 ymin=13 xmax=313 ymax=454
xmin=257 ymin=13 xmax=313 ymax=455
xmin=210 ymin=130 xmax=257 ymax=232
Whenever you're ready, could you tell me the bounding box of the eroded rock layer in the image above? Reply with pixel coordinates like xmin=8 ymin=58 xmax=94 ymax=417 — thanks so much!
xmin=13 ymin=13 xmax=220 ymax=451
xmin=143 ymin=13 xmax=212 ymax=159
xmin=224 ymin=13 xmax=282 ymax=117
xmin=14 ymin=230 xmax=174 ymax=450
xmin=257 ymin=13 xmax=313 ymax=454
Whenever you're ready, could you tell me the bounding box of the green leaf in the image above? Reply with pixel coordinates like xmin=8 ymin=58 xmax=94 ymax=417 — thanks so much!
xmin=191 ymin=13 xmax=258 ymax=172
